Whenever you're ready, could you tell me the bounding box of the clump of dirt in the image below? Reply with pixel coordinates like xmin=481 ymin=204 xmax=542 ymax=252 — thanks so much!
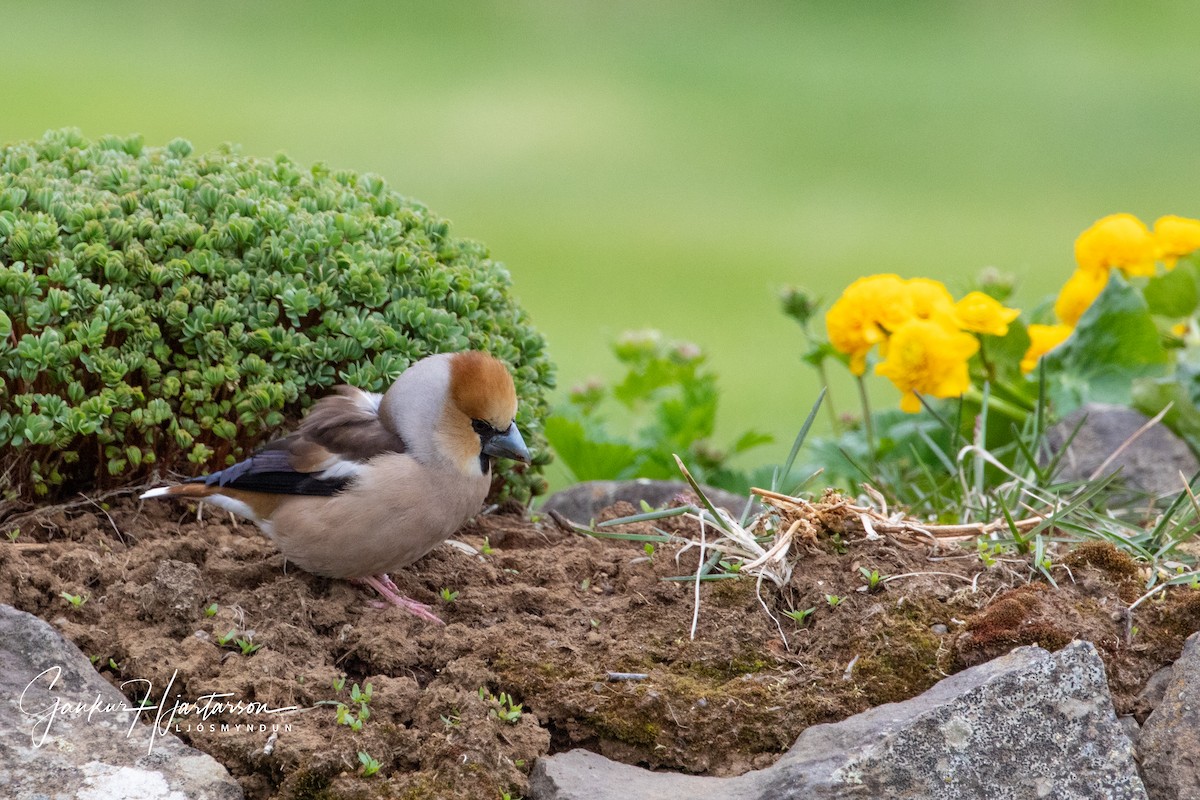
xmin=0 ymin=495 xmax=1196 ymax=798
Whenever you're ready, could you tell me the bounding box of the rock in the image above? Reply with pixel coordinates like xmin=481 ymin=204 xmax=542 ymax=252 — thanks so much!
xmin=140 ymin=559 xmax=204 ymax=626
xmin=1138 ymin=631 xmax=1200 ymax=799
xmin=530 ymin=641 xmax=1144 ymax=800
xmin=1045 ymin=404 xmax=1199 ymax=497
xmin=0 ymin=604 xmax=242 ymax=800
xmin=1133 ymin=664 xmax=1175 ymax=725
xmin=540 ymin=479 xmax=757 ymax=524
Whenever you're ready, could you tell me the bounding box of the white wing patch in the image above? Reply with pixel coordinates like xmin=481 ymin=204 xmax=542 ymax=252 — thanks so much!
xmin=354 ymin=390 xmax=384 ymax=414
xmin=317 ymin=459 xmax=367 ymax=481
xmin=199 ymin=494 xmax=262 ymax=525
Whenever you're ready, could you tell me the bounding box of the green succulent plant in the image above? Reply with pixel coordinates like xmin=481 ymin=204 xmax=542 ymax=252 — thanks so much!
xmin=0 ymin=129 xmax=553 ymax=512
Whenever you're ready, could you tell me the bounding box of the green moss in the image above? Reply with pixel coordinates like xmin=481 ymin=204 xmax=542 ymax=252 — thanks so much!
xmin=280 ymin=767 xmax=335 ymax=800
xmin=854 ymin=623 xmax=942 ymax=704
xmin=681 ymin=653 xmax=770 ymax=681
xmin=1065 ymin=542 xmax=1137 ymax=585
xmin=586 ymin=709 xmax=662 ymax=747
xmin=0 ymin=129 xmax=554 ymax=505
xmin=708 ymin=576 xmax=758 ymax=608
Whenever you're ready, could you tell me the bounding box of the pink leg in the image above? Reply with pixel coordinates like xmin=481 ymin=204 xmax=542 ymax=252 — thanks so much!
xmin=353 ymin=574 xmax=444 ymax=625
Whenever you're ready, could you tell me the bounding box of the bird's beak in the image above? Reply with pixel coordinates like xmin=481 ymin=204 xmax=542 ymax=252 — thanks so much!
xmin=482 ymin=423 xmax=531 ymax=464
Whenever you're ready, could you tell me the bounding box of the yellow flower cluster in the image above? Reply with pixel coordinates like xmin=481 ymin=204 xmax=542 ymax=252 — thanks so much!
xmin=1023 ymin=213 xmax=1200 ymax=373
xmin=825 ymin=275 xmax=1019 ymax=412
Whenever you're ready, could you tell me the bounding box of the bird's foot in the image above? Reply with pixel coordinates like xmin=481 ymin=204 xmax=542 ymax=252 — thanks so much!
xmin=353 ymin=574 xmax=444 ymax=625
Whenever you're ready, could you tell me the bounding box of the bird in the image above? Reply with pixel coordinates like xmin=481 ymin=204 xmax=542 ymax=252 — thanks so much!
xmin=140 ymin=350 xmax=530 ymax=624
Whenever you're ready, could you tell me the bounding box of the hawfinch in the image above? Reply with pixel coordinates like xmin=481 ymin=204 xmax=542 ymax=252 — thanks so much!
xmin=141 ymin=351 xmax=530 ymax=624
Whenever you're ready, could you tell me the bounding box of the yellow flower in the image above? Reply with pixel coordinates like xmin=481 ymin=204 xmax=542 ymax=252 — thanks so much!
xmin=1154 ymin=215 xmax=1200 ymax=268
xmin=1074 ymin=213 xmax=1158 ymax=277
xmin=1020 ymin=323 xmax=1072 ymax=374
xmin=1053 ymin=268 xmax=1108 ymax=327
xmin=875 ymin=319 xmax=979 ymax=413
xmin=906 ymin=278 xmax=957 ymax=321
xmin=953 ymin=291 xmax=1021 ymax=336
xmin=825 ymin=274 xmax=912 ymax=375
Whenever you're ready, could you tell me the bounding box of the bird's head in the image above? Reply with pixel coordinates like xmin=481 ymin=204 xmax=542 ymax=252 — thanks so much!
xmin=446 ymin=351 xmax=530 ymax=473
xmin=384 ymin=350 xmax=530 ymax=476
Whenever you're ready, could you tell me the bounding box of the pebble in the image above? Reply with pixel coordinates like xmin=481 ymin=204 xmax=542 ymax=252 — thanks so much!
xmin=931 ymin=624 xmax=949 ymax=635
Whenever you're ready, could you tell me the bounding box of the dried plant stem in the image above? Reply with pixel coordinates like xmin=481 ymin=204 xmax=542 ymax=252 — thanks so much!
xmin=750 ymin=487 xmax=1046 ymax=542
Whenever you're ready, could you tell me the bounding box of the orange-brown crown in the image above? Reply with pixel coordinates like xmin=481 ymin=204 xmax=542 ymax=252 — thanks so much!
xmin=448 ymin=351 xmax=518 ymax=426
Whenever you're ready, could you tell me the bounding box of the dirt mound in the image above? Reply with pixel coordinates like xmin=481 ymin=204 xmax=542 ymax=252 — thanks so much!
xmin=1 ymin=494 xmax=1196 ymax=798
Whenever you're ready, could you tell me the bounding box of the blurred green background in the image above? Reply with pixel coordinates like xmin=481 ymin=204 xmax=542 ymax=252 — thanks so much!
xmin=5 ymin=1 xmax=1200 ymax=479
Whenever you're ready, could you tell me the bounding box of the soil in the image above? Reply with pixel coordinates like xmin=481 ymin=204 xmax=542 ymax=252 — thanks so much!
xmin=2 ymin=490 xmax=1199 ymax=799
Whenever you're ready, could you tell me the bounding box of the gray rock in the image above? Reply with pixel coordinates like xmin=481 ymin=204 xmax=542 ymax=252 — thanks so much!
xmin=1134 ymin=664 xmax=1175 ymax=725
xmin=540 ymin=479 xmax=757 ymax=524
xmin=0 ymin=604 xmax=242 ymax=800
xmin=1138 ymin=632 xmax=1200 ymax=799
xmin=530 ymin=641 xmax=1145 ymax=800
xmin=1045 ymin=404 xmax=1199 ymax=497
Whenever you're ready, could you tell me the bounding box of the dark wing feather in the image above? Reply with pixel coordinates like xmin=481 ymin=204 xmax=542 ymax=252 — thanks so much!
xmin=189 ymin=386 xmax=406 ymax=496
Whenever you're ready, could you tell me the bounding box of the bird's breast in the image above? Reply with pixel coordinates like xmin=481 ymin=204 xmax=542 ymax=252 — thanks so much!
xmin=265 ymin=454 xmax=490 ymax=579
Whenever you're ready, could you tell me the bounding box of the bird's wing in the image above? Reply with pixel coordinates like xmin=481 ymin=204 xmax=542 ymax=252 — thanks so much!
xmin=193 ymin=386 xmax=406 ymax=496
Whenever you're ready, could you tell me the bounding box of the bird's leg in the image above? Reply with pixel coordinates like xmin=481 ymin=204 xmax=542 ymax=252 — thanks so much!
xmin=353 ymin=574 xmax=445 ymax=625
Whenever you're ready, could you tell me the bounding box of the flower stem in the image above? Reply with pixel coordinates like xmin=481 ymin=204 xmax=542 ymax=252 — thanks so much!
xmin=978 ymin=337 xmax=997 ymax=384
xmin=856 ymin=375 xmax=875 ymax=462
xmin=962 ymin=386 xmax=1027 ymax=423
xmin=815 ymin=362 xmax=840 ymax=431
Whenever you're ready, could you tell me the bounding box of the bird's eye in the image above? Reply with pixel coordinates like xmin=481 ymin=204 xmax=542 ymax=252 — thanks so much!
xmin=471 ymin=418 xmax=492 ymax=436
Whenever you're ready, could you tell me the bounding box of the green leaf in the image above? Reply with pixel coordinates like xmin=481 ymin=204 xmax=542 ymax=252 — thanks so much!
xmin=979 ymin=319 xmax=1032 ymax=389
xmin=731 ymin=429 xmax=773 ymax=454
xmin=1133 ymin=378 xmax=1200 ymax=447
xmin=1144 ymin=262 xmax=1200 ymax=318
xmin=543 ymin=415 xmax=639 ymax=482
xmin=1043 ymin=272 xmax=1169 ymax=414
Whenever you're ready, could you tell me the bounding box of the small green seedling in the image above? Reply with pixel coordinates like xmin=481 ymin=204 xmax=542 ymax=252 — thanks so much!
xmin=357 ymin=750 xmax=381 ymax=777
xmin=858 ymin=567 xmax=883 ymax=592
xmin=783 ymin=607 xmax=816 ymax=624
xmin=478 ymin=688 xmax=523 ymax=724
xmin=5 ymin=527 xmax=20 ymax=542
xmin=60 ymin=591 xmax=87 ymax=609
xmin=643 ymin=542 xmax=656 ymax=558
xmin=350 ymin=682 xmax=373 ymax=705
xmin=335 ymin=704 xmax=362 ymax=731
xmin=89 ymin=654 xmax=100 ymax=665
xmin=480 ymin=537 xmax=496 ymax=556
xmin=203 ymin=603 xmax=219 ymax=617
xmin=976 ymin=539 xmax=1000 ymax=567
xmin=234 ymin=636 xmax=262 ymax=656
xmin=825 ymin=594 xmax=844 ymax=608
xmin=108 ymin=658 xmax=121 ymax=672
xmin=439 ymin=587 xmax=459 ymax=604
xmin=333 ymin=676 xmax=347 ymax=692
xmin=216 ymin=629 xmax=237 ymax=647
xmin=336 ymin=682 xmax=374 ymax=732
xmin=440 ymin=711 xmax=461 ymax=728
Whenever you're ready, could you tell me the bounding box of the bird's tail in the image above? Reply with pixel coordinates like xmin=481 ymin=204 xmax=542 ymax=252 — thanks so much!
xmin=139 ymin=483 xmax=273 ymax=527
xmin=140 ymin=484 xmax=212 ymax=501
